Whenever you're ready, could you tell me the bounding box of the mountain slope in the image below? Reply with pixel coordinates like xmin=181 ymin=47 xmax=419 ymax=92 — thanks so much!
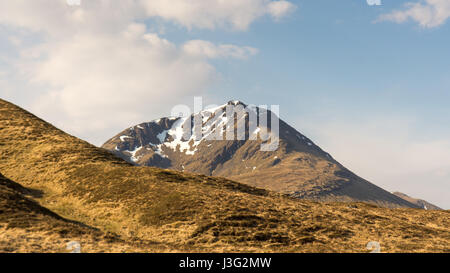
xmin=0 ymin=173 xmax=140 ymax=252
xmin=103 ymin=101 xmax=417 ymax=209
xmin=0 ymin=98 xmax=449 ymax=253
xmin=393 ymin=192 xmax=442 ymax=210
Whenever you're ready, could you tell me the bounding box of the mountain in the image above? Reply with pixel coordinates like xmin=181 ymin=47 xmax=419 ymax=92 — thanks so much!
xmin=0 ymin=98 xmax=449 ymax=253
xmin=103 ymin=101 xmax=417 ymax=209
xmin=393 ymin=192 xmax=442 ymax=210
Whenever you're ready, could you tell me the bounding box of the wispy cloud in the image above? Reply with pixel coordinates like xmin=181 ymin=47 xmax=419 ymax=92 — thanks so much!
xmin=142 ymin=0 xmax=296 ymax=30
xmin=378 ymin=0 xmax=450 ymax=28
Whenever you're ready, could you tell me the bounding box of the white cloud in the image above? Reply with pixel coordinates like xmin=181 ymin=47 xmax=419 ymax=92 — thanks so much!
xmin=142 ymin=0 xmax=296 ymax=30
xmin=267 ymin=0 xmax=297 ymax=20
xmin=0 ymin=1 xmax=296 ymax=33
xmin=0 ymin=0 xmax=286 ymax=145
xmin=297 ymin=116 xmax=450 ymax=209
xmin=29 ymin=27 xmax=215 ymax=120
xmin=13 ymin=28 xmax=256 ymax=143
xmin=378 ymin=0 xmax=450 ymax=28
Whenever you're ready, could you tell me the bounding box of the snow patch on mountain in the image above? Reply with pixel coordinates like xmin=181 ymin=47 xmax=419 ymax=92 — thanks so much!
xmin=157 ymin=130 xmax=168 ymax=144
xmin=112 ymin=101 xmax=276 ymax=158
xmin=125 ymin=146 xmax=143 ymax=162
xmin=120 ymin=135 xmax=131 ymax=142
xmin=155 ymin=105 xmax=235 ymax=156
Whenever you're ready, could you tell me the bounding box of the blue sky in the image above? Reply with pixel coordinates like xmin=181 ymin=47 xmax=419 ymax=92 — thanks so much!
xmin=0 ymin=0 xmax=449 ymax=208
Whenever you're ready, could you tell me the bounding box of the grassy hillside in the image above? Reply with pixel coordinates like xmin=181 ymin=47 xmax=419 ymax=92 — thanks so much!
xmin=0 ymin=173 xmax=149 ymax=252
xmin=0 ymin=99 xmax=449 ymax=252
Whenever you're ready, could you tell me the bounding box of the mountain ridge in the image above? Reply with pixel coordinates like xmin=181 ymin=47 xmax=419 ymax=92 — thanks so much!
xmin=393 ymin=192 xmax=442 ymax=210
xmin=102 ymin=100 xmax=418 ymax=209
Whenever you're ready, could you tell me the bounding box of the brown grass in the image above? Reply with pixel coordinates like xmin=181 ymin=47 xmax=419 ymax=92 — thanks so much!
xmin=0 ymin=98 xmax=449 ymax=253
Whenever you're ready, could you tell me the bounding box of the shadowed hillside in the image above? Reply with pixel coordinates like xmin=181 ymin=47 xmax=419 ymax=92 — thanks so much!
xmin=0 ymin=173 xmax=148 ymax=252
xmin=0 ymin=98 xmax=449 ymax=253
